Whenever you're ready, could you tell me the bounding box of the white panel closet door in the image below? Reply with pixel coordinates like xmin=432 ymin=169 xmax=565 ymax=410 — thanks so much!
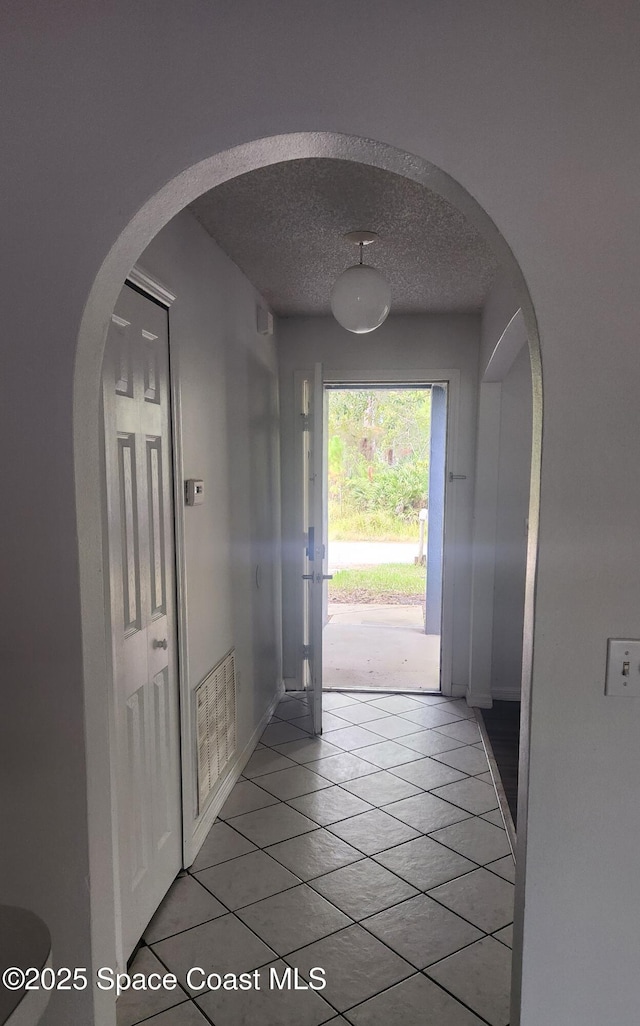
xmin=103 ymin=283 xmax=182 ymax=961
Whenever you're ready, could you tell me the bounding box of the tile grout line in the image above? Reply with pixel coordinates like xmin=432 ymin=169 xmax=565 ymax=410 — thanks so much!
xmin=261 ymin=696 xmax=512 ymax=1021
xmin=188 ymin=797 xmax=511 ymax=965
xmin=223 ymin=725 xmax=512 ymax=860
xmin=147 ymin=888 xmax=349 ymax=1021
xmin=203 ymin=768 xmax=512 ymax=879
xmin=193 ymin=812 xmax=511 ymax=913
xmin=190 ymin=816 xmax=511 ymax=897
xmin=242 ymin=848 xmax=488 ymax=934
xmin=254 ymin=732 xmax=491 ymax=801
xmin=223 ymin=791 xmax=497 ymax=863
xmin=180 ymin=819 xmax=506 ymax=1015
xmin=284 ymin=929 xmax=499 ymax=1026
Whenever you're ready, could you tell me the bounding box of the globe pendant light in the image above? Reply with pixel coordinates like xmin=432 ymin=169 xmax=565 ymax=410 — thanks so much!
xmin=330 ymin=231 xmax=391 ymax=333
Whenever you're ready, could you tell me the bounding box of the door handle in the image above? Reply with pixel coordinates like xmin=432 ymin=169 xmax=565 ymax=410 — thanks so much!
xmin=154 ymin=638 xmax=168 ymax=650
xmin=302 ymin=574 xmax=314 ymax=580
xmin=321 ymin=574 xmax=334 ymax=581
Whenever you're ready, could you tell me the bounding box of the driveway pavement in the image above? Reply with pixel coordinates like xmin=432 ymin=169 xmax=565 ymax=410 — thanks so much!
xmin=328 ymin=540 xmax=419 ymax=567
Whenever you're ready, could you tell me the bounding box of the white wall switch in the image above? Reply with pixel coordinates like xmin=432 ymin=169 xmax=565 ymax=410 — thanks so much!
xmin=605 ymin=639 xmax=640 ymax=696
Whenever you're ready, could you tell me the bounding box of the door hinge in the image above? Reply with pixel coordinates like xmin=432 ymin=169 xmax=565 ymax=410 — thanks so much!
xmin=302 ymin=644 xmax=311 ymax=660
xmin=301 ymin=413 xmax=310 ymax=430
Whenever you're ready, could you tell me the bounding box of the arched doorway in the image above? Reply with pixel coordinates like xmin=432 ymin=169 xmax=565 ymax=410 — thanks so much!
xmin=74 ymin=132 xmax=541 ymax=1025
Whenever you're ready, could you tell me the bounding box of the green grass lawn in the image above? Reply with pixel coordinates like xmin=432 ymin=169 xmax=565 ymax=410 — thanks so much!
xmin=329 ymin=562 xmax=426 ymax=604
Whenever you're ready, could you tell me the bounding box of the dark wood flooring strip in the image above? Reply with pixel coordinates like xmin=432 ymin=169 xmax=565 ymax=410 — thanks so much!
xmin=480 ymin=701 xmax=520 ymax=828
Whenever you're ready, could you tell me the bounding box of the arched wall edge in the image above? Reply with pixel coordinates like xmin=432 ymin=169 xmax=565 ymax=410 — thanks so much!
xmin=73 ymin=131 xmax=541 ymax=1025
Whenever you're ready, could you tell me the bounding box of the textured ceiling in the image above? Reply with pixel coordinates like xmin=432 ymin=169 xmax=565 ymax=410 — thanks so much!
xmin=190 ymin=158 xmax=499 ymax=316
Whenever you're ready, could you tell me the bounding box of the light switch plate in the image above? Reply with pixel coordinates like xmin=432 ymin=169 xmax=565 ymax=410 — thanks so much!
xmin=605 ymin=639 xmax=640 ymax=696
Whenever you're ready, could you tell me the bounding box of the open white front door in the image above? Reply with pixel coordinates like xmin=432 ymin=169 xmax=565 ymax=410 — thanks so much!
xmin=302 ymin=363 xmax=326 ymax=734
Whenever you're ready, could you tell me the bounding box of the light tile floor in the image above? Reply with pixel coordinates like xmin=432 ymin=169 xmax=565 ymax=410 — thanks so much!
xmin=118 ymin=691 xmax=514 ymax=1026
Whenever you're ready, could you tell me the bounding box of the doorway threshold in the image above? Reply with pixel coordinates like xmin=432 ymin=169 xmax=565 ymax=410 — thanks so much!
xmin=323 ymin=687 xmax=444 ymax=697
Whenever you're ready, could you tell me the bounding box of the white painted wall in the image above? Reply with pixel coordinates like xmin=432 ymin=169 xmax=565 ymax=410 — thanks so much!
xmin=277 ymin=314 xmax=480 ymax=692
xmin=2 ymin=3 xmax=640 ymax=1024
xmin=480 ymin=272 xmax=521 ymax=375
xmin=492 ymin=345 xmax=533 ymax=699
xmin=137 ymin=210 xmax=282 ymax=846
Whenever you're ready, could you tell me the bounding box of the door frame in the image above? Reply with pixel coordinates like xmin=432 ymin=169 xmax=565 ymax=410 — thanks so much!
xmin=101 ymin=265 xmax=191 ymax=967
xmin=293 ymin=366 xmax=461 ymax=697
xmin=297 ymin=364 xmax=327 ymax=728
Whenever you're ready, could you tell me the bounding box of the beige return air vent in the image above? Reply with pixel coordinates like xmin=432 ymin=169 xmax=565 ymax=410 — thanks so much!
xmin=196 ymin=650 xmax=237 ymax=815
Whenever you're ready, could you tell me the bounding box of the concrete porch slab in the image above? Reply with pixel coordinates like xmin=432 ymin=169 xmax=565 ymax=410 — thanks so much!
xmin=328 ymin=603 xmax=424 ymax=628
xmin=323 ymin=616 xmax=440 ymax=691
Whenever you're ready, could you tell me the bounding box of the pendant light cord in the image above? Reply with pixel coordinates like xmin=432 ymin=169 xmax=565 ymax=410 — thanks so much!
xmin=359 ymin=242 xmax=364 ymax=266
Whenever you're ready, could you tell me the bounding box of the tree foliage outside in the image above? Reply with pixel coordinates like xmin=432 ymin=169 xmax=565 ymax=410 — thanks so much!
xmin=328 ymin=388 xmax=431 ymax=541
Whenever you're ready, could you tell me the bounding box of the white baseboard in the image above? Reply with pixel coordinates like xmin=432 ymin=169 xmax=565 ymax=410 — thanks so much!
xmin=451 ymin=683 xmax=493 ymax=708
xmin=283 ymin=676 xmax=301 ymax=692
xmin=455 ymin=684 xmax=521 ymax=704
xmin=468 ymin=693 xmax=493 ymax=709
xmin=189 ymin=681 xmax=284 ymax=863
xmin=491 ymin=686 xmax=521 ymax=701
